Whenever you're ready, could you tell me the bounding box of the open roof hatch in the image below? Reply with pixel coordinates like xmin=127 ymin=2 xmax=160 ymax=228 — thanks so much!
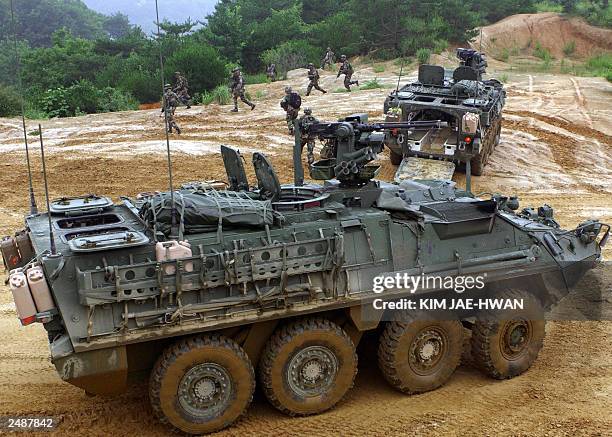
xmin=221 ymin=145 xmax=249 ymax=191
xmin=252 ymin=152 xmax=281 ymax=202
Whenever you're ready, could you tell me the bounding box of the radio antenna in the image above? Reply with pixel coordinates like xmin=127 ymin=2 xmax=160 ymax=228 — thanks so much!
xmin=395 ymin=55 xmax=404 ymax=107
xmin=9 ymin=0 xmax=37 ymax=215
xmin=38 ymin=125 xmax=56 ymax=255
xmin=155 ymin=0 xmax=177 ymax=238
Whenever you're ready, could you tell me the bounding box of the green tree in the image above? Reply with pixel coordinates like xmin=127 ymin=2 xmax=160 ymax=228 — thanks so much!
xmin=166 ymin=42 xmax=227 ymax=92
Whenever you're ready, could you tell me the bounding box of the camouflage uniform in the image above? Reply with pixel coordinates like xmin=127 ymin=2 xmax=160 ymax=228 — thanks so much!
xmin=266 ymin=64 xmax=277 ymax=82
xmin=173 ymin=72 xmax=191 ymax=108
xmin=294 ymin=107 xmax=319 ymax=186
xmin=230 ymin=68 xmax=255 ymax=112
xmin=280 ymin=86 xmax=301 ymax=135
xmin=306 ymin=64 xmax=327 ymax=96
xmin=337 ymin=55 xmax=359 ymax=91
xmin=161 ymin=85 xmax=181 ymax=134
xmin=321 ymin=47 xmax=334 ymax=70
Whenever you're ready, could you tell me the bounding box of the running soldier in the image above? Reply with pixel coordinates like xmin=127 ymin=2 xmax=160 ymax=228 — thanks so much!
xmin=337 ymin=55 xmax=359 ymax=91
xmin=321 ymin=47 xmax=334 ymax=70
xmin=306 ymin=63 xmax=327 ymax=96
xmin=173 ymin=71 xmax=191 ymax=108
xmin=266 ymin=63 xmax=277 ymax=82
xmin=280 ymin=86 xmax=301 ymax=135
xmin=293 ymin=107 xmax=319 ymax=186
xmin=161 ymin=84 xmax=181 ymax=134
xmin=229 ymin=67 xmax=256 ymax=112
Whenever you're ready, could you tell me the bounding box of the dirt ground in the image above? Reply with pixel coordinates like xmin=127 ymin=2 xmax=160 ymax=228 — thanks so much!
xmin=0 ymin=51 xmax=611 ymax=435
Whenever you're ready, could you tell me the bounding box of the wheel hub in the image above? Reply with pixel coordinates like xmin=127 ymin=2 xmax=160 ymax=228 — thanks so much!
xmin=409 ymin=328 xmax=445 ymax=375
xmin=501 ymin=320 xmax=531 ymax=358
xmin=178 ymin=363 xmax=232 ymax=419
xmin=287 ymin=346 xmax=338 ymax=397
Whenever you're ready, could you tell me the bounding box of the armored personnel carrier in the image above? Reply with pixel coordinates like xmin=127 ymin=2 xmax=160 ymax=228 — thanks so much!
xmin=3 ymin=114 xmax=607 ymax=434
xmin=384 ymin=48 xmax=506 ymax=179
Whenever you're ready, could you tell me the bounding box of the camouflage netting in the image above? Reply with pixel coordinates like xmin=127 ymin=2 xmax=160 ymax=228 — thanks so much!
xmin=139 ymin=189 xmax=277 ymax=236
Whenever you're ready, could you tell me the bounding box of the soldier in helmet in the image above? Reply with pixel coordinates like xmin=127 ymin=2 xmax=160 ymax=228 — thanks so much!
xmin=266 ymin=63 xmax=277 ymax=82
xmin=173 ymin=71 xmax=191 ymax=109
xmin=321 ymin=47 xmax=334 ymax=70
xmin=306 ymin=63 xmax=327 ymax=96
xmin=280 ymin=86 xmax=301 ymax=135
xmin=161 ymin=84 xmax=181 ymax=134
xmin=229 ymin=67 xmax=256 ymax=112
xmin=337 ymin=55 xmax=359 ymax=91
xmin=293 ymin=107 xmax=320 ymax=186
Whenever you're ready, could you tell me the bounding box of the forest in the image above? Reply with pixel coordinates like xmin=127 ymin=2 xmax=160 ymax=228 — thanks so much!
xmin=0 ymin=0 xmax=610 ymax=118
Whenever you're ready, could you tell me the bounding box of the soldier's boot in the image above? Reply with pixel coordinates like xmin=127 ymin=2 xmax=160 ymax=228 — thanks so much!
xmin=231 ymin=106 xmax=238 ymax=113
xmin=306 ymin=85 xmax=312 ymax=96
xmin=250 ymin=103 xmax=256 ymax=111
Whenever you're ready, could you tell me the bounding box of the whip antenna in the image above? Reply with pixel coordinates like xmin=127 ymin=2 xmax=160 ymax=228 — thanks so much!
xmin=395 ymin=56 xmax=404 ymax=107
xmin=38 ymin=125 xmax=56 ymax=255
xmin=9 ymin=0 xmax=37 ymax=215
xmin=155 ymin=0 xmax=177 ymax=238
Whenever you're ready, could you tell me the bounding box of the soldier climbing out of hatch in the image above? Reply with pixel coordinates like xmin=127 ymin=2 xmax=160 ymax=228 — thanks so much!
xmin=229 ymin=67 xmax=256 ymax=112
xmin=161 ymin=84 xmax=181 ymax=134
xmin=337 ymin=55 xmax=359 ymax=91
xmin=293 ymin=107 xmax=319 ymax=186
xmin=306 ymin=63 xmax=327 ymax=96
xmin=280 ymin=86 xmax=301 ymax=135
xmin=173 ymin=71 xmax=191 ymax=109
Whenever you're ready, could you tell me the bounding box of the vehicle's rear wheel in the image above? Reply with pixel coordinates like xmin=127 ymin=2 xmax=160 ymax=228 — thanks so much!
xmin=389 ymin=150 xmax=403 ymax=165
xmin=470 ymin=154 xmax=485 ymax=176
xmin=149 ymin=334 xmax=255 ymax=435
xmin=471 ymin=289 xmax=545 ymax=379
xmin=378 ymin=311 xmax=463 ymax=394
xmin=259 ymin=317 xmax=357 ymax=416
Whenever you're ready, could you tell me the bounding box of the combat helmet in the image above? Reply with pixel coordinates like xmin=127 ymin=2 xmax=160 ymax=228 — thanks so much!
xmin=303 ymin=107 xmax=312 ymax=115
xmin=340 ymin=54 xmax=347 ymax=60
xmin=307 ymin=62 xmax=314 ymax=68
xmin=285 ymin=86 xmax=292 ymax=94
xmin=164 ymin=83 xmax=172 ymax=90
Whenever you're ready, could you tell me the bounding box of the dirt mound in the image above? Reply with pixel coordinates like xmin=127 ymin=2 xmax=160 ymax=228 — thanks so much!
xmin=474 ymin=12 xmax=612 ymax=60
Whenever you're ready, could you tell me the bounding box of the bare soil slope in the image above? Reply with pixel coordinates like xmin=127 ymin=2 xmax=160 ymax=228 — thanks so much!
xmin=0 ymin=50 xmax=610 ymax=436
xmin=476 ymin=12 xmax=612 ymax=60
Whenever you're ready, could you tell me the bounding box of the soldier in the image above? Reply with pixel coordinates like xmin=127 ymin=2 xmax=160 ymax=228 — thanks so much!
xmin=161 ymin=84 xmax=181 ymax=134
xmin=280 ymin=86 xmax=301 ymax=135
xmin=337 ymin=55 xmax=359 ymax=91
xmin=229 ymin=67 xmax=256 ymax=112
xmin=321 ymin=47 xmax=334 ymax=70
xmin=266 ymin=63 xmax=277 ymax=82
xmin=173 ymin=71 xmax=191 ymax=109
xmin=293 ymin=107 xmax=320 ymax=186
xmin=306 ymin=63 xmax=327 ymax=96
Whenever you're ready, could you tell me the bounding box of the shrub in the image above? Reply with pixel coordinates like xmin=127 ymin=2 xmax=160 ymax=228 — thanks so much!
xmin=166 ymin=42 xmax=227 ymax=93
xmin=585 ymin=53 xmax=612 ymax=81
xmin=97 ymin=87 xmax=139 ymax=112
xmin=499 ymin=73 xmax=509 ymax=83
xmin=201 ymin=85 xmax=231 ymax=105
xmin=0 ymin=85 xmax=21 ymax=117
xmin=244 ymin=73 xmax=268 ymax=84
xmin=373 ymin=64 xmax=385 ymax=73
xmin=359 ymin=78 xmax=383 ymax=90
xmin=433 ymin=39 xmax=448 ymax=55
xmin=533 ymin=1 xmax=563 ymax=13
xmin=563 ymin=40 xmax=576 ymax=57
xmin=119 ymin=69 xmax=161 ymax=103
xmin=498 ymin=48 xmax=510 ymax=62
xmin=42 ymin=87 xmax=71 ymax=118
xmin=533 ymin=42 xmax=553 ymax=62
xmin=66 ymin=79 xmax=100 ymax=114
xmin=416 ymin=48 xmax=431 ymax=65
xmin=261 ymin=40 xmax=318 ymax=76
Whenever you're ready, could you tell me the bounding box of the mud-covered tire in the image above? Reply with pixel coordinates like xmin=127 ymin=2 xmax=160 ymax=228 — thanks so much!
xmin=471 ymin=289 xmax=545 ymax=380
xmin=378 ymin=312 xmax=463 ymax=394
xmin=259 ymin=317 xmax=357 ymax=416
xmin=149 ymin=334 xmax=255 ymax=435
xmin=389 ymin=150 xmax=403 ymax=166
xmin=494 ymin=122 xmax=502 ymax=147
xmin=471 ymin=154 xmax=485 ymax=176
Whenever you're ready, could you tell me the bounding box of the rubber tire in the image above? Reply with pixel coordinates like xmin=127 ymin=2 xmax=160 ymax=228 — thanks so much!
xmin=378 ymin=311 xmax=463 ymax=394
xmin=389 ymin=150 xmax=403 ymax=165
xmin=149 ymin=334 xmax=255 ymax=435
xmin=259 ymin=317 xmax=357 ymax=416
xmin=471 ymin=154 xmax=484 ymax=176
xmin=471 ymin=289 xmax=545 ymax=380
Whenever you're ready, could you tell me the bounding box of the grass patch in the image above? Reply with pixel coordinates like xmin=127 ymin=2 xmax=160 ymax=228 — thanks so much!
xmin=244 ymin=73 xmax=269 ymax=85
xmin=563 ymin=40 xmax=576 ymax=57
xmin=498 ymin=48 xmax=510 ymax=62
xmin=433 ymin=39 xmax=448 ymax=55
xmin=255 ymin=89 xmax=267 ymax=99
xmin=498 ymin=73 xmax=509 ymax=83
xmin=533 ymin=41 xmax=553 ymax=62
xmin=333 ymin=87 xmax=350 ymax=93
xmin=25 ymin=108 xmax=49 ymax=120
xmin=358 ymin=78 xmax=384 ymax=90
xmin=373 ymin=64 xmax=386 ymax=73
xmin=201 ymin=85 xmax=231 ymax=105
xmin=416 ymin=48 xmax=431 ymax=65
xmin=534 ymin=1 xmax=563 ymax=13
xmin=585 ymin=53 xmax=612 ymax=81
xmin=393 ymin=57 xmax=411 ymax=67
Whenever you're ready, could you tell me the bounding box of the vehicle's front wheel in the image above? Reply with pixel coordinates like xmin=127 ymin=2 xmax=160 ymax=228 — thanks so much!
xmin=259 ymin=317 xmax=357 ymax=416
xmin=389 ymin=150 xmax=403 ymax=165
xmin=471 ymin=289 xmax=545 ymax=379
xmin=149 ymin=334 xmax=255 ymax=435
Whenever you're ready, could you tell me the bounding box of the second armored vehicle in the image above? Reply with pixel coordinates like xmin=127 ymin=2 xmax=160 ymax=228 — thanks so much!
xmin=384 ymin=49 xmax=506 ymax=179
